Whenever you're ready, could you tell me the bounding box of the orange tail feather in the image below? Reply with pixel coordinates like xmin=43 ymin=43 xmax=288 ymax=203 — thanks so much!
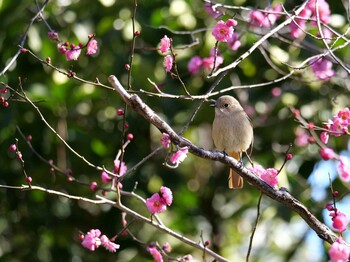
xmin=228 ymin=151 xmax=243 ymax=189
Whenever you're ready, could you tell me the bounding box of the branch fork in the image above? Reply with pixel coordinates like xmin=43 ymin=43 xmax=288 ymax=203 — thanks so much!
xmin=108 ymin=74 xmax=338 ymax=245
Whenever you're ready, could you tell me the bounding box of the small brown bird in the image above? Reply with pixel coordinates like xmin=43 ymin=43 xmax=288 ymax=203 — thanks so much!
xmin=212 ymin=95 xmax=253 ymax=189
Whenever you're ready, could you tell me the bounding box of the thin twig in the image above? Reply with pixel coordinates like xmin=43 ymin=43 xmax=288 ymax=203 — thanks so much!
xmin=0 ymin=0 xmax=50 ymax=76
xmin=315 ymin=0 xmax=350 ymax=74
xmin=14 ymin=81 xmax=108 ymax=173
xmin=169 ymin=46 xmax=191 ymax=96
xmin=208 ymin=2 xmax=309 ymax=77
xmin=246 ymin=192 xmax=263 ymax=262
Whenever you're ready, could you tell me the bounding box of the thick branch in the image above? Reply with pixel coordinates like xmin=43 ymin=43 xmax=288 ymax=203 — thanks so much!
xmin=108 ymin=75 xmax=338 ymax=245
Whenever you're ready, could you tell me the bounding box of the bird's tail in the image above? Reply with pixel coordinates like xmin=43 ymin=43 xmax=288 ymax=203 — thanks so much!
xmin=228 ymin=151 xmax=243 ymax=189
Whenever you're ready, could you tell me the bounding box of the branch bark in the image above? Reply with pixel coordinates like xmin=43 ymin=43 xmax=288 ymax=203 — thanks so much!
xmin=108 ymin=75 xmax=338 ymax=245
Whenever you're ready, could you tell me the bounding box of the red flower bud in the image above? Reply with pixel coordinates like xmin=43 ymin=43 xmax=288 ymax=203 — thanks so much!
xmin=127 ymin=133 xmax=134 ymax=140
xmin=308 ymin=122 xmax=315 ymax=130
xmin=16 ymin=151 xmax=22 ymax=160
xmin=285 ymin=153 xmax=293 ymax=161
xmin=90 ymin=181 xmax=98 ymax=191
xmin=9 ymin=144 xmax=16 ymax=152
xmin=293 ymin=109 xmax=300 ymax=117
xmin=307 ymin=136 xmax=315 ymax=144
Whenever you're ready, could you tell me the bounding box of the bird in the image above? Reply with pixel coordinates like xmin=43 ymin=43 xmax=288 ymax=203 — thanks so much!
xmin=211 ymin=95 xmax=253 ymax=189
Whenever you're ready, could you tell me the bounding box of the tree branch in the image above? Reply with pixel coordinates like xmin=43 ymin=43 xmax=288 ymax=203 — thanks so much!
xmin=0 ymin=184 xmax=229 ymax=262
xmin=208 ymin=1 xmax=309 ymax=77
xmin=108 ymin=74 xmax=338 ymax=245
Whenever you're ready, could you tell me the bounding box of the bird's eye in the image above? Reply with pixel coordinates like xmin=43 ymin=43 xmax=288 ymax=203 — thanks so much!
xmin=224 ymin=103 xmax=229 ymax=108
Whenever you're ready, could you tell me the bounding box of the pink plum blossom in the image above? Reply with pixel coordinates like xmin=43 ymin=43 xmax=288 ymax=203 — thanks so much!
xmin=100 ymin=235 xmax=120 ymax=252
xmin=146 ymin=187 xmax=173 ymax=214
xmin=319 ymin=147 xmax=335 ymax=160
xmin=337 ymin=156 xmax=350 ymax=182
xmin=325 ymin=119 xmax=346 ymax=136
xmin=187 ymin=56 xmax=202 ymax=74
xmin=101 ymin=171 xmax=112 ymax=184
xmin=249 ymin=5 xmax=281 ymax=28
xmin=48 ymin=31 xmax=59 ymax=41
xmin=266 ymin=5 xmax=282 ymax=25
xmin=201 ymin=50 xmax=224 ymax=72
xmin=160 ymin=186 xmax=173 ymax=206
xmin=307 ymin=0 xmax=331 ymax=24
xmin=261 ymin=168 xmax=279 ymax=187
xmin=212 ymin=19 xmax=237 ymax=42
xmin=294 ymin=128 xmax=310 ymax=147
xmin=146 ymin=193 xmax=167 ymax=214
xmin=57 ymin=42 xmax=67 ymax=54
xmin=225 ymin=19 xmax=237 ymax=27
xmin=319 ymin=28 xmax=333 ymax=43
xmin=170 ymin=146 xmax=188 ymax=165
xmin=249 ymin=10 xmax=271 ymax=28
xmin=331 ymin=211 xmax=348 ymax=233
xmin=289 ymin=0 xmax=331 ymax=39
xmin=227 ymin=32 xmax=241 ymax=51
xmin=86 ymin=39 xmax=98 ymax=55
xmin=201 ymin=56 xmax=216 ymax=71
xmin=163 ymin=55 xmax=173 ymax=72
xmin=320 ymin=131 xmax=329 ymax=144
xmin=188 ymin=49 xmax=224 ymax=74
xmin=114 ymin=159 xmax=127 ymax=176
xmin=325 ymin=117 xmax=349 ymax=136
xmin=337 ymin=108 xmax=350 ymax=128
xmin=248 ymin=164 xmax=266 ymax=178
xmin=310 ymin=57 xmax=335 ymax=80
xmin=147 ymin=246 xmax=163 ymax=262
xmin=290 ymin=8 xmax=312 ymax=38
xmin=249 ymin=165 xmax=279 ymax=187
xmin=329 ymin=237 xmax=350 ymax=262
xmin=160 ymin=133 xmax=171 ymax=149
xmin=81 ymin=229 xmax=120 ymax=253
xmin=81 ymin=229 xmax=102 ymax=251
xmin=204 ymin=3 xmax=223 ymax=18
xmin=65 ymin=45 xmax=82 ymax=61
xmin=162 ymin=242 xmax=171 ymax=252
xmin=160 ymin=35 xmax=171 ymax=53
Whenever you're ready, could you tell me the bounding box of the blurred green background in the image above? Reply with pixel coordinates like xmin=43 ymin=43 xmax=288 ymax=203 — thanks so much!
xmin=0 ymin=0 xmax=349 ymax=261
